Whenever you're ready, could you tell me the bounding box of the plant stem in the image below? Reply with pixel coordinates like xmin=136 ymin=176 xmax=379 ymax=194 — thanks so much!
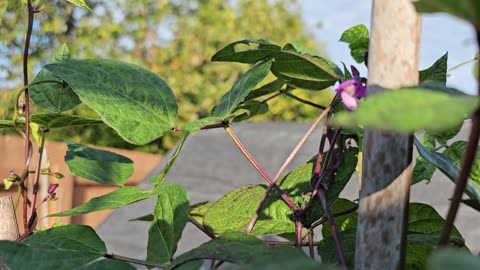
xmin=30 ymin=129 xmax=47 ymax=222
xmin=263 ymin=240 xmax=319 ymax=246
xmin=223 ymin=125 xmax=297 ymax=211
xmin=21 ymin=0 xmax=35 ymax=232
xmin=438 ymin=30 xmax=480 ymax=247
xmin=104 ymin=254 xmax=169 ymax=268
xmin=308 ymin=232 xmax=315 ymax=259
xmin=309 ymin=203 xmax=358 ymax=231
xmin=283 ymin=91 xmax=326 ymax=110
xmin=245 ymin=106 xmax=331 ymax=233
xmin=295 ymin=219 xmax=303 ymax=248
xmin=188 ymin=215 xmax=216 ymax=239
xmin=318 ymin=189 xmax=346 ymax=268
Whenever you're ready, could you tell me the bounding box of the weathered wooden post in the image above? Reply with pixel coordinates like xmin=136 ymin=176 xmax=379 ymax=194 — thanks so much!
xmin=0 ymin=196 xmax=19 ymax=269
xmin=354 ymin=1 xmax=421 ymax=269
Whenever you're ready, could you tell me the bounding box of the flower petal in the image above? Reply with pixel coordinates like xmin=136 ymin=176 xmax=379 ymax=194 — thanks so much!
xmin=341 ymin=91 xmax=360 ymax=110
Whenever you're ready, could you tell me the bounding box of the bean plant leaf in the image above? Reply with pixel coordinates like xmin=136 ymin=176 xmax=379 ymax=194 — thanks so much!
xmin=0 ymin=120 xmax=17 ymax=129
xmin=342 ymin=63 xmax=353 ymax=81
xmin=427 ymin=248 xmax=480 ymax=270
xmin=420 ymin=52 xmax=448 ymax=84
xmin=189 ymin=201 xmax=213 ymax=224
xmin=30 ymin=113 xmax=103 ymax=128
xmin=427 ymin=121 xmax=463 ymax=146
xmin=244 ymin=79 xmax=284 ymax=101
xmin=45 ymin=59 xmax=178 ymax=145
xmin=0 ymin=225 xmax=105 ymax=270
xmin=414 ymin=138 xmax=480 ymax=204
xmin=147 ymin=183 xmax=189 ymax=264
xmin=65 ymin=141 xmax=133 ymax=186
xmin=339 ymin=24 xmax=369 ymax=63
xmin=227 ymin=257 xmax=328 ymax=270
xmin=332 ymin=88 xmax=479 ymax=133
xmin=211 ymin=39 xmax=281 ymax=64
xmin=181 ymin=117 xmax=223 ymax=134
xmin=48 ymin=186 xmax=158 ymax=217
xmin=321 ymin=198 xmax=358 ymax=238
xmin=150 ymin=135 xmax=188 ymax=185
xmin=414 ymin=0 xmax=480 ymax=29
xmin=171 ymin=231 xmax=309 ymax=269
xmin=412 ymin=134 xmax=437 ymax=184
xmin=66 ymin=0 xmax=94 ymax=12
xmin=203 ymin=147 xmax=358 ymax=236
xmin=212 ymin=59 xmax=272 ymax=118
xmin=30 ymin=44 xmax=81 ymax=112
xmin=232 ymin=100 xmax=269 ymax=122
xmin=76 ymin=259 xmax=135 ymax=270
xmin=271 ymin=43 xmax=341 ymax=90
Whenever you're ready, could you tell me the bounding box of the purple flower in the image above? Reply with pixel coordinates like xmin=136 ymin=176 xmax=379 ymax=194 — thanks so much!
xmin=335 ymin=79 xmax=366 ymax=110
xmin=48 ymin=183 xmax=59 ymax=194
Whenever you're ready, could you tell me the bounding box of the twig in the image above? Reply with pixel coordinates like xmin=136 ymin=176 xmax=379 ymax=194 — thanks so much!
xmin=188 ymin=215 xmax=216 ymax=239
xmin=283 ymin=91 xmax=326 ymax=110
xmin=438 ymin=30 xmax=480 ymax=246
xmin=245 ymin=106 xmax=331 ymax=233
xmin=318 ymin=189 xmax=346 ymax=267
xmin=30 ymin=129 xmax=47 ymax=221
xmin=21 ymin=0 xmax=35 ymax=232
xmin=223 ymin=125 xmax=297 ymax=211
xmin=309 ymin=203 xmax=359 ymax=231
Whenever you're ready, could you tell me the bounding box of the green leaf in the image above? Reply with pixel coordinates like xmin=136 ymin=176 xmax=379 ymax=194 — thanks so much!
xmin=211 ymin=39 xmax=281 ymax=64
xmin=181 ymin=117 xmax=223 ymax=134
xmin=66 ymin=0 xmax=93 ymax=12
xmin=147 ymin=183 xmax=189 ymax=264
xmin=48 ymin=186 xmax=158 ymax=217
xmin=244 ymin=79 xmax=284 ymax=101
xmin=427 ymin=248 xmax=480 ymax=270
xmin=75 ymin=259 xmax=135 ymax=270
xmin=203 ymin=185 xmax=294 ymax=235
xmin=420 ymin=52 xmax=448 ymax=84
xmin=339 ymin=24 xmax=369 ymax=63
xmin=428 ymin=121 xmax=463 ymax=146
xmin=413 ymin=134 xmax=437 ymax=184
xmin=212 ymin=59 xmax=272 ymax=118
xmin=333 ymin=88 xmax=479 ymax=133
xmin=271 ymin=44 xmax=341 ymax=90
xmin=45 ymin=59 xmax=178 ymax=145
xmin=232 ymin=100 xmax=269 ymax=122
xmin=203 ymin=147 xmax=358 ymax=235
xmin=342 ymin=63 xmax=353 ymax=81
xmin=321 ymin=199 xmax=358 ymax=238
xmin=414 ymin=0 xmax=480 ymax=30
xmin=30 ymin=44 xmax=81 ymax=112
xmin=228 ymin=257 xmax=328 ymax=270
xmin=189 ymin=201 xmax=213 ymax=224
xmin=318 ymin=229 xmax=356 ymax=267
xmin=0 ymin=120 xmax=17 ymax=129
xmin=65 ymin=141 xmax=133 ymax=186
xmin=415 ymin=138 xmax=480 ymax=203
xmin=30 ymin=113 xmax=103 ymax=128
xmin=150 ymin=135 xmax=188 ymax=185
xmin=129 ymin=214 xmax=154 ymax=222
xmin=172 ymin=231 xmax=308 ymax=268
xmin=409 ymin=203 xmax=462 ymax=237
xmin=0 ymin=225 xmax=105 ymax=270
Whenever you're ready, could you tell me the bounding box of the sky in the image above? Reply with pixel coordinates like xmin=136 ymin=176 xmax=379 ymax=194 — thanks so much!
xmin=299 ymin=0 xmax=478 ymax=94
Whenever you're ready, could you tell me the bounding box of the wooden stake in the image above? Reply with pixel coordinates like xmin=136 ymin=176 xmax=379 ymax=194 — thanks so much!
xmin=355 ymin=1 xmax=421 ymax=269
xmin=0 ymin=196 xmax=19 ymax=269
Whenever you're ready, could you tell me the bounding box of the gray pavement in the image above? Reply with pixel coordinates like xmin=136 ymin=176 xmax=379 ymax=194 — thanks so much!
xmin=96 ymin=122 xmax=480 ymax=262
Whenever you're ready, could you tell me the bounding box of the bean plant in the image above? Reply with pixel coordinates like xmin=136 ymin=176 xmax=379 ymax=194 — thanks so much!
xmin=1 ymin=0 xmax=480 ymax=269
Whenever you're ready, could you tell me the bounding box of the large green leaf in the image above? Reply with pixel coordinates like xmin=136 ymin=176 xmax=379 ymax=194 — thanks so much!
xmin=231 ymin=100 xmax=269 ymax=122
xmin=45 ymin=59 xmax=178 ymax=145
xmin=189 ymin=201 xmax=213 ymax=224
xmin=333 ymin=88 xmax=479 ymax=133
xmin=321 ymin=198 xmax=358 ymax=238
xmin=414 ymin=138 xmax=480 ymax=203
xmin=227 ymin=257 xmax=329 ymax=270
xmin=0 ymin=225 xmax=105 ymax=270
xmin=181 ymin=117 xmax=223 ymax=134
xmin=271 ymin=44 xmax=341 ymax=90
xmin=211 ymin=39 xmax=281 ymax=64
xmin=427 ymin=248 xmax=480 ymax=270
xmin=65 ymin=141 xmax=133 ymax=186
xmin=212 ymin=59 xmax=272 ymax=118
xmin=244 ymin=79 xmax=285 ymax=101
xmin=30 ymin=113 xmax=103 ymax=128
xmin=203 ymin=147 xmax=358 ymax=236
xmin=409 ymin=203 xmax=462 ymax=237
xmin=414 ymin=0 xmax=480 ymax=29
xmin=48 ymin=186 xmax=158 ymax=217
xmin=413 ymin=134 xmax=437 ymax=184
xmin=30 ymin=44 xmax=81 ymax=112
xmin=339 ymin=24 xmax=369 ymax=63
xmin=171 ymin=231 xmax=309 ymax=269
xmin=420 ymin=52 xmax=448 ymax=84
xmin=147 ymin=184 xmax=189 ymax=264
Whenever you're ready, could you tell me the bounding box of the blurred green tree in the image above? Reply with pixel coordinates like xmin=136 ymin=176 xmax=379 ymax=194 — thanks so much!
xmin=1 ymin=0 xmax=333 ymax=153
